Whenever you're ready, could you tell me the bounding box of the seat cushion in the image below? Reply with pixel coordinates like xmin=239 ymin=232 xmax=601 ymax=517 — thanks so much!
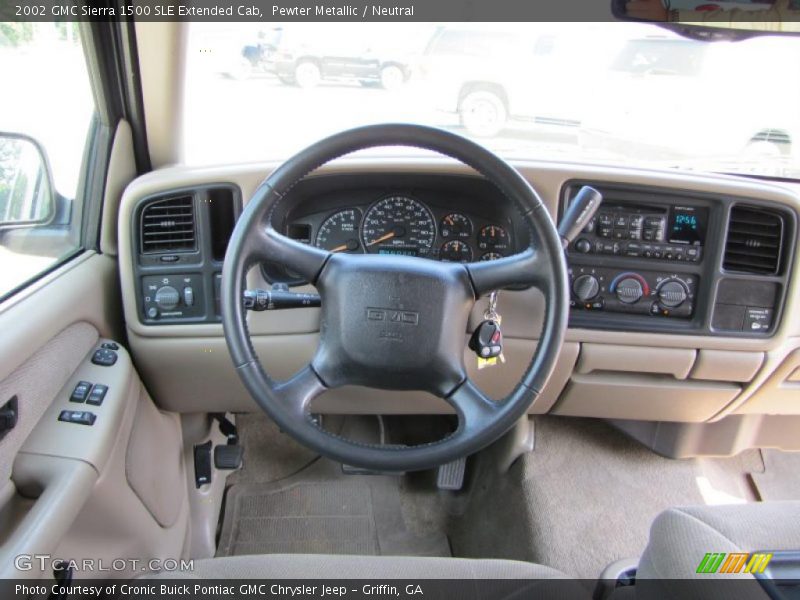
xmin=167 ymin=554 xmax=573 ymax=579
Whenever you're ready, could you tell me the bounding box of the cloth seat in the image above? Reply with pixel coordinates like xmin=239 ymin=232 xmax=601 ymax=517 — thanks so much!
xmin=156 ymin=553 xmax=574 ymax=579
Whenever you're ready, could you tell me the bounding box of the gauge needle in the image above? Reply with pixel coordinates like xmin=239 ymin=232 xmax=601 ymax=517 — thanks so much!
xmin=330 ymin=239 xmax=359 ymax=253
xmin=330 ymin=243 xmax=349 ymax=253
xmin=366 ymin=231 xmax=396 ymax=246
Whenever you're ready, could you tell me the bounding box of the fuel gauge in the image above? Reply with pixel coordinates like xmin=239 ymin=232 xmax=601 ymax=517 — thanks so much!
xmin=440 ymin=213 xmax=472 ymax=239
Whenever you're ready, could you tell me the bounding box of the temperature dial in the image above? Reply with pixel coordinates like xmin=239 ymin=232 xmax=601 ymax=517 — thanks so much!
xmin=658 ymin=280 xmax=688 ymax=308
xmin=572 ymin=274 xmax=600 ymax=302
xmin=615 ymin=277 xmax=644 ymax=304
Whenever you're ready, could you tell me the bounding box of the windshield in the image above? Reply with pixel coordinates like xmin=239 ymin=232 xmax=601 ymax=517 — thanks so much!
xmin=184 ymin=22 xmax=800 ymax=179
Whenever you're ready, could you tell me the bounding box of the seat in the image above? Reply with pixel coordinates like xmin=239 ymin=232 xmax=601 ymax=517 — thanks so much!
xmin=607 ymin=501 xmax=800 ymax=600
xmin=154 ymin=554 xmax=574 ymax=579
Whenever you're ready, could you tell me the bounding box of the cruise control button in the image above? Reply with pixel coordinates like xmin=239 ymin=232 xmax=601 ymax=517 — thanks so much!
xmin=70 ymin=381 xmax=92 ymax=403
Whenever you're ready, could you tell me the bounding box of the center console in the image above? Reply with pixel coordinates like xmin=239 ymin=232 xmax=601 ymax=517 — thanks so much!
xmin=561 ymin=181 xmax=794 ymax=337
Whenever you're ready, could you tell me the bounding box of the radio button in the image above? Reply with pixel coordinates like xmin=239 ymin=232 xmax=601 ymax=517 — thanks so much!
xmin=625 ymin=243 xmax=641 ymax=257
xmin=628 ymin=229 xmax=642 ymax=240
xmin=614 ymin=215 xmax=628 ymax=228
xmin=644 ymin=216 xmax=664 ymax=228
xmin=598 ymin=213 xmax=613 ymax=226
xmin=629 ymin=215 xmax=644 ymax=228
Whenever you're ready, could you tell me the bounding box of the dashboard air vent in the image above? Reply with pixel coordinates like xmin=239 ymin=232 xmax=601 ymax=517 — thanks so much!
xmin=140 ymin=195 xmax=196 ymax=254
xmin=723 ymin=205 xmax=783 ymax=275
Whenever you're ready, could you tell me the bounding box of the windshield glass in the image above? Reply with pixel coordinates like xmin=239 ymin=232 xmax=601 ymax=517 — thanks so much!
xmin=184 ymin=22 xmax=800 ymax=179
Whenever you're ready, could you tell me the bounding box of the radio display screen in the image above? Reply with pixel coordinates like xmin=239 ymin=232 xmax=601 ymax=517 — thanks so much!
xmin=668 ymin=206 xmax=707 ymax=245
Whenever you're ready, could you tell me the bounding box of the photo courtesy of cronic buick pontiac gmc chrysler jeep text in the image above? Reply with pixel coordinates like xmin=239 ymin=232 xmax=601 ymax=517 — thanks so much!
xmin=0 ymin=5 xmax=799 ymax=600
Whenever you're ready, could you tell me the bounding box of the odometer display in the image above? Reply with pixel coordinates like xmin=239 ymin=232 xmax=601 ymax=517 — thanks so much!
xmin=361 ymin=196 xmax=436 ymax=256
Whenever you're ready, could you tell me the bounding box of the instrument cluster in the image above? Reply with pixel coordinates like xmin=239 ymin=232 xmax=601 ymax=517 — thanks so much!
xmin=287 ymin=194 xmax=513 ymax=263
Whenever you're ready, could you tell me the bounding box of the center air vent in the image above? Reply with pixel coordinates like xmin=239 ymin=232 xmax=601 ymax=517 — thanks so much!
xmin=723 ymin=205 xmax=783 ymax=275
xmin=140 ymin=195 xmax=196 ymax=254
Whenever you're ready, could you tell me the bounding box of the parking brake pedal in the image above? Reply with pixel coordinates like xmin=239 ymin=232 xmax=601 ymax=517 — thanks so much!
xmin=436 ymin=456 xmax=466 ymax=491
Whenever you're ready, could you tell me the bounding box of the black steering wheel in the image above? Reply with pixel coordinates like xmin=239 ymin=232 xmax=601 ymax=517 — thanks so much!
xmin=221 ymin=124 xmax=568 ymax=472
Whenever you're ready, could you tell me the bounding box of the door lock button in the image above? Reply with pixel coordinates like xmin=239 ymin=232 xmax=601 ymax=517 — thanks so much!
xmin=58 ymin=410 xmax=96 ymax=426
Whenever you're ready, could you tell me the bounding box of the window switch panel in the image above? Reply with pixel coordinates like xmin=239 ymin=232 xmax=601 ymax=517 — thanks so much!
xmin=69 ymin=381 xmax=92 ymax=403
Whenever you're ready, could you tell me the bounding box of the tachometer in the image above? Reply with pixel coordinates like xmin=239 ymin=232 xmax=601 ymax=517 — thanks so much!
xmin=315 ymin=209 xmax=361 ymax=253
xmin=361 ymin=196 xmax=436 ymax=257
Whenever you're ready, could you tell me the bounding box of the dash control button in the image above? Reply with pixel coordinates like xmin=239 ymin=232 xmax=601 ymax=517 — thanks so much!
xmin=86 ymin=384 xmax=108 ymax=406
xmin=69 ymin=381 xmax=92 ymax=403
xmin=100 ymin=342 xmax=119 ymax=350
xmin=91 ymin=348 xmax=118 ymax=366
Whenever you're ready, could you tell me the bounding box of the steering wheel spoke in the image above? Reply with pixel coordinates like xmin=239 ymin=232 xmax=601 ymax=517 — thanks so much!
xmin=255 ymin=226 xmax=331 ymax=284
xmin=466 ymin=248 xmax=548 ymax=297
xmin=446 ymin=378 xmax=500 ymax=434
xmin=273 ymin=365 xmax=327 ymax=417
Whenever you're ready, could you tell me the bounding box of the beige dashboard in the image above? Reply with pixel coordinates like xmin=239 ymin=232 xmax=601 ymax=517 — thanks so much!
xmin=118 ymin=157 xmax=800 ymax=457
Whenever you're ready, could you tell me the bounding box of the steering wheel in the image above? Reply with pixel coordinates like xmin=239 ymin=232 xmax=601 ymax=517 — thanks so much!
xmin=221 ymin=124 xmax=568 ymax=472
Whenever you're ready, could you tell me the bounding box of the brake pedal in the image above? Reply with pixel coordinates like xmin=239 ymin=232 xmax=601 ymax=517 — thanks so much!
xmin=436 ymin=456 xmax=466 ymax=490
xmin=214 ymin=444 xmax=243 ymax=470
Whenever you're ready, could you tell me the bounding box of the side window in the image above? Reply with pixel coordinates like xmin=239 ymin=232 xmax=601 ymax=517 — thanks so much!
xmin=0 ymin=23 xmax=95 ymax=299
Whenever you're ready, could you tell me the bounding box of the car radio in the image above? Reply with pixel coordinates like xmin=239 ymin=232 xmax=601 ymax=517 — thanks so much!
xmin=569 ymin=202 xmax=707 ymax=263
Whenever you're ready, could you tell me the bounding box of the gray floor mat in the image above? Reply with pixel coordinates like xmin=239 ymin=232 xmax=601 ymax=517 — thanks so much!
xmin=451 ymin=417 xmax=771 ymax=579
xmin=217 ymin=461 xmax=452 ymax=558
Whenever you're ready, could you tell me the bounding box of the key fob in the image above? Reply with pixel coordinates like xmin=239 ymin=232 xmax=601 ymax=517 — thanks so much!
xmin=468 ymin=319 xmax=503 ymax=359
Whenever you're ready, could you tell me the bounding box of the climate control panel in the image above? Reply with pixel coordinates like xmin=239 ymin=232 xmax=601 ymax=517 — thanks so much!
xmin=569 ymin=266 xmax=697 ymax=319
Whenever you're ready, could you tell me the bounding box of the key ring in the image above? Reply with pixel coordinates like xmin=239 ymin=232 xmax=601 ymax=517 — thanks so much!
xmin=484 ymin=290 xmax=499 ymax=322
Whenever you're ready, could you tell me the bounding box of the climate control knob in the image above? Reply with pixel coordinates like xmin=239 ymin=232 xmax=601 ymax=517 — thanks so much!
xmin=572 ymin=274 xmax=600 ymax=302
xmin=658 ymin=280 xmax=688 ymax=308
xmin=615 ymin=277 xmax=644 ymax=304
xmin=154 ymin=285 xmax=180 ymax=310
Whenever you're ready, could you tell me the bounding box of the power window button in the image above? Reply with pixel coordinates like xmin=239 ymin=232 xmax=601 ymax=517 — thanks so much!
xmin=69 ymin=381 xmax=92 ymax=403
xmin=86 ymin=384 xmax=108 ymax=406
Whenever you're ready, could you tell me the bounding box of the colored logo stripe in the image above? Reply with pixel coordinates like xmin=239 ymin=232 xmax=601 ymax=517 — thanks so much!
xmin=745 ymin=553 xmax=773 ymax=574
xmin=697 ymin=552 xmax=773 ymax=574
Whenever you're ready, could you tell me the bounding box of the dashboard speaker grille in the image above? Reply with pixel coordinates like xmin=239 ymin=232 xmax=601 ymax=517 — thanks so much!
xmin=723 ymin=205 xmax=783 ymax=275
xmin=140 ymin=195 xmax=196 ymax=254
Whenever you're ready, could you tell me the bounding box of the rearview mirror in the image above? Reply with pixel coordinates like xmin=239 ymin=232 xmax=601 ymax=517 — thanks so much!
xmin=0 ymin=133 xmax=55 ymax=229
xmin=613 ymin=0 xmax=800 ymax=37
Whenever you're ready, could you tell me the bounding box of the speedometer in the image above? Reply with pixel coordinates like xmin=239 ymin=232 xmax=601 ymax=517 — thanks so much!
xmin=361 ymin=196 xmax=436 ymax=257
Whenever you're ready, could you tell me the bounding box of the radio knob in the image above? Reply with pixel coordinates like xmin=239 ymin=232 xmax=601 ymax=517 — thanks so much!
xmin=658 ymin=280 xmax=688 ymax=308
xmin=573 ymin=274 xmax=600 ymax=302
xmin=155 ymin=285 xmax=180 ymax=310
xmin=574 ymin=238 xmax=592 ymax=254
xmin=615 ymin=277 xmax=644 ymax=304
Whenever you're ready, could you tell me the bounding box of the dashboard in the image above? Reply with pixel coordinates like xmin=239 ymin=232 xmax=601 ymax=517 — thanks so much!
xmin=117 ymin=159 xmax=800 ymax=457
